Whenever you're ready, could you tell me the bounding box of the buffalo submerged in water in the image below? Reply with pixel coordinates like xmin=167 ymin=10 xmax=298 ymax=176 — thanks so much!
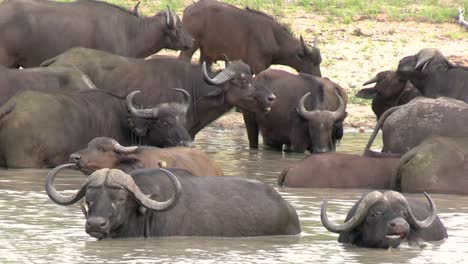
xmin=321 ymin=191 xmax=447 ymax=248
xmin=45 ymin=165 xmax=301 ymax=238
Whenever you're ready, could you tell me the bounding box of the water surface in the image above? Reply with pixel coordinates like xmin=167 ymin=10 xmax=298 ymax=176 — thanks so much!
xmin=1 ymin=128 xmax=466 ymax=264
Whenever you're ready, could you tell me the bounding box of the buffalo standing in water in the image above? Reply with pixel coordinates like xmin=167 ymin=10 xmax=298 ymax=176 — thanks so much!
xmin=245 ymin=69 xmax=347 ymax=153
xmin=0 ymin=89 xmax=192 ymax=168
xmin=70 ymin=137 xmax=223 ymax=176
xmin=321 ymin=191 xmax=447 ymax=248
xmin=179 ymin=0 xmax=321 ymax=75
xmin=0 ymin=0 xmax=192 ymax=67
xmin=365 ymin=97 xmax=468 ymax=156
xmin=46 ymin=165 xmax=301 ymax=238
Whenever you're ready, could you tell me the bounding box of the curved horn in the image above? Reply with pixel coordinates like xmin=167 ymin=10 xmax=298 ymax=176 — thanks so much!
xmin=300 ymin=35 xmax=314 ymax=56
xmin=331 ymin=91 xmax=346 ymax=121
xmin=126 ymin=91 xmax=159 ymax=118
xmin=415 ymin=49 xmax=437 ymax=70
xmin=172 ymin=88 xmax=190 ymax=111
xmin=363 ymin=75 xmax=380 ymax=86
xmin=45 ymin=163 xmax=88 ymax=206
xmin=313 ymin=36 xmax=319 ymax=48
xmin=202 ymin=62 xmax=234 ymax=85
xmin=296 ymin=92 xmax=315 ymax=120
xmin=132 ymin=1 xmax=140 ymax=16
xmin=166 ymin=6 xmax=175 ymax=28
xmin=130 ymin=168 xmax=182 ymax=211
xmin=406 ymin=192 xmax=437 ymax=230
xmin=113 ymin=141 xmax=138 ymax=154
xmin=321 ymin=191 xmax=384 ymax=233
xmin=221 ymin=54 xmax=231 ymax=67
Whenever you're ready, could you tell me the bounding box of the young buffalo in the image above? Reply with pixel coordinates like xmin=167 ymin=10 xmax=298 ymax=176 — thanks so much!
xmin=70 ymin=137 xmax=223 ymax=176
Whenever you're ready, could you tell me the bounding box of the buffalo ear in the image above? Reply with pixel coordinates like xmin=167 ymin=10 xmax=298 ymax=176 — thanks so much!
xmin=118 ymin=156 xmax=145 ymax=173
xmin=355 ymin=88 xmax=377 ymax=99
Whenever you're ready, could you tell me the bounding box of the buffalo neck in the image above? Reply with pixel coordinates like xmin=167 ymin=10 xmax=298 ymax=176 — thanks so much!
xmin=271 ymin=31 xmax=302 ymax=71
xmin=187 ymin=85 xmax=233 ymax=138
xmin=125 ymin=15 xmax=166 ymax=58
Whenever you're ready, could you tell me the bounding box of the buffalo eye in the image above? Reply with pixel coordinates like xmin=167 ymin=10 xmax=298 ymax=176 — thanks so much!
xmin=369 ymin=210 xmax=382 ymax=218
xmin=401 ymin=210 xmax=408 ymax=218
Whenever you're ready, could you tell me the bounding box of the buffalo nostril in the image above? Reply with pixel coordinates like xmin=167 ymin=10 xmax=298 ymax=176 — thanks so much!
xmin=389 ymin=222 xmax=397 ymax=227
xmin=70 ymin=153 xmax=81 ymax=163
xmin=267 ymin=94 xmax=277 ymax=102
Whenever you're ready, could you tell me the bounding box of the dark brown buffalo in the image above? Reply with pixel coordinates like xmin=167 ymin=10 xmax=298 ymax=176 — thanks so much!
xmin=46 ymin=166 xmax=301 ymax=238
xmin=70 ymin=137 xmax=223 ymax=176
xmin=365 ymin=97 xmax=468 ymax=156
xmin=179 ymin=0 xmax=321 ymax=75
xmin=0 ymin=65 xmax=95 ymax=106
xmin=41 ymin=48 xmax=276 ymax=138
xmin=397 ymin=48 xmax=468 ymax=103
xmin=278 ymin=153 xmax=400 ymax=188
xmin=321 ymin=191 xmax=447 ymax=248
xmin=0 ymin=0 xmax=192 ymax=68
xmin=356 ymin=71 xmax=421 ymax=119
xmin=0 ymin=89 xmax=192 ymax=168
xmin=393 ymin=136 xmax=468 ymax=195
xmin=244 ymin=69 xmax=347 ymax=153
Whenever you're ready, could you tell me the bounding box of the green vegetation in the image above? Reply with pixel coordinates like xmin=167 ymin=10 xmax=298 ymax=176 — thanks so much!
xmin=31 ymin=0 xmax=464 ymax=26
xmin=75 ymin=0 xmax=468 ymax=24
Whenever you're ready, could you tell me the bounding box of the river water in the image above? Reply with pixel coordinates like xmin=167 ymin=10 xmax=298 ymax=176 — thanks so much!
xmin=1 ymin=127 xmax=467 ymax=263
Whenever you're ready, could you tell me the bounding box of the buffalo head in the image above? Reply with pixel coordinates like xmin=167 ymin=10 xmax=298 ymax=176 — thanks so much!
xmin=69 ymin=137 xmax=145 ymax=175
xmin=321 ymin=191 xmax=437 ymax=248
xmin=397 ymin=48 xmax=451 ymax=80
xmin=160 ymin=6 xmax=193 ymax=50
xmin=357 ymin=71 xmax=420 ymax=119
xmin=45 ymin=164 xmax=182 ymax=239
xmin=202 ymin=59 xmax=276 ymax=113
xmin=295 ymin=36 xmax=322 ymax=77
xmin=126 ymin=89 xmax=193 ymax=147
xmin=296 ymin=91 xmax=346 ymax=153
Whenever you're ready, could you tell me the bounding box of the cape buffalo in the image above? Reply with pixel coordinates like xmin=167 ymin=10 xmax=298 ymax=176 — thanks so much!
xmin=46 ymin=165 xmax=301 ymax=238
xmin=278 ymin=153 xmax=400 ymax=189
xmin=41 ymin=48 xmax=276 ymax=138
xmin=244 ymin=69 xmax=347 ymax=153
xmin=0 ymin=0 xmax=192 ymax=68
xmin=0 ymin=65 xmax=95 ymax=106
xmin=179 ymin=0 xmax=322 ymax=75
xmin=393 ymin=136 xmax=468 ymax=195
xmin=321 ymin=191 xmax=447 ymax=248
xmin=0 ymin=89 xmax=192 ymax=168
xmin=397 ymin=48 xmax=468 ymax=103
xmin=356 ymin=71 xmax=421 ymax=119
xmin=365 ymin=97 xmax=468 ymax=156
xmin=70 ymin=137 xmax=223 ymax=176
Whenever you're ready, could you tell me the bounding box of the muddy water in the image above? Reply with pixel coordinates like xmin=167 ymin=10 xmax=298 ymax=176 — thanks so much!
xmin=1 ymin=128 xmax=467 ymax=264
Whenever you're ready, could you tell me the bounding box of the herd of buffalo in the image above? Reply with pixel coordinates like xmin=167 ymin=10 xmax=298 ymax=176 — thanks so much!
xmin=2 ymin=0 xmax=467 ymax=250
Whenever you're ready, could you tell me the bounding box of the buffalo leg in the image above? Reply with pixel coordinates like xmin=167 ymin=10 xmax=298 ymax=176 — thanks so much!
xmin=263 ymin=138 xmax=283 ymax=151
xmin=0 ymin=48 xmax=15 ymax=68
xmin=242 ymin=111 xmax=259 ymax=148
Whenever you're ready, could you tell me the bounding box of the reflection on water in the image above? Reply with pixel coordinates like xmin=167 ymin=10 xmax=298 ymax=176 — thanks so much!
xmin=1 ymin=128 xmax=467 ymax=264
